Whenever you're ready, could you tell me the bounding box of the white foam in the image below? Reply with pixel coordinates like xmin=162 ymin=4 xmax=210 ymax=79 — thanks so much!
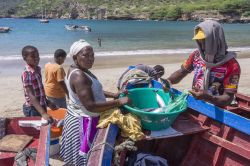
xmin=1 ymin=46 xmax=250 ymax=61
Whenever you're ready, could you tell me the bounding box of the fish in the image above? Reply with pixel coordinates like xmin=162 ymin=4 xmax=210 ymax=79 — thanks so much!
xmin=151 ymin=107 xmax=168 ymax=113
xmin=156 ymin=93 xmax=166 ymax=107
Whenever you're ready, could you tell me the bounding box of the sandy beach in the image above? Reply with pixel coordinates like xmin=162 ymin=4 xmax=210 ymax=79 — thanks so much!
xmin=1 ymin=52 xmax=250 ymax=117
xmin=0 ymin=52 xmax=250 ymax=165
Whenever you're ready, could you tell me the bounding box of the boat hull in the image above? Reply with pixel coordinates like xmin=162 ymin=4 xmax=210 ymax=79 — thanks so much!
xmin=88 ymin=91 xmax=250 ymax=166
xmin=39 ymin=19 xmax=49 ymax=23
xmin=0 ymin=117 xmax=50 ymax=166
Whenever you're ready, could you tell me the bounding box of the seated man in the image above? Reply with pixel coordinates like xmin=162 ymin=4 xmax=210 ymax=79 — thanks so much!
xmin=163 ymin=20 xmax=240 ymax=107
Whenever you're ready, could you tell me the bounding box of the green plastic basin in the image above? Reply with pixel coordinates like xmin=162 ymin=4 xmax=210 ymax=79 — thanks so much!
xmin=121 ymin=88 xmax=187 ymax=130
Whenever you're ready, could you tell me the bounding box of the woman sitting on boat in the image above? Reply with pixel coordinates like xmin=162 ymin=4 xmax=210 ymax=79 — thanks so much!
xmin=60 ymin=39 xmax=129 ymax=165
xmin=163 ymin=20 xmax=241 ymax=107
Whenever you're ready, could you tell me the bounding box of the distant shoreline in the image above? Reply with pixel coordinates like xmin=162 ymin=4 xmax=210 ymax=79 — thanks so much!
xmin=1 ymin=51 xmax=250 ymax=76
xmin=1 ymin=17 xmax=250 ymax=24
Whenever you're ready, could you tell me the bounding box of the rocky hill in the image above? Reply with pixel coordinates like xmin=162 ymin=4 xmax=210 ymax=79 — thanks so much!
xmin=0 ymin=0 xmax=250 ymax=23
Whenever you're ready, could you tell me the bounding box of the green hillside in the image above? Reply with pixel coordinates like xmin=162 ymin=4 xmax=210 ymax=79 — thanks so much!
xmin=1 ymin=0 xmax=250 ymax=21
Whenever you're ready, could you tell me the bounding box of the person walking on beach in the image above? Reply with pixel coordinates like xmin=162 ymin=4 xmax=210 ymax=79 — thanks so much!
xmin=21 ymin=45 xmax=56 ymax=123
xmin=97 ymin=37 xmax=102 ymax=47
xmin=44 ymin=49 xmax=68 ymax=108
xmin=162 ymin=20 xmax=241 ymax=107
xmin=60 ymin=39 xmax=129 ymax=165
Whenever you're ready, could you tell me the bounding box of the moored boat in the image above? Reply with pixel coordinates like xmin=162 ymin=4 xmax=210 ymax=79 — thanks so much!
xmin=39 ymin=19 xmax=49 ymax=23
xmin=88 ymin=90 xmax=250 ymax=166
xmin=0 ymin=117 xmax=50 ymax=166
xmin=0 ymin=27 xmax=11 ymax=33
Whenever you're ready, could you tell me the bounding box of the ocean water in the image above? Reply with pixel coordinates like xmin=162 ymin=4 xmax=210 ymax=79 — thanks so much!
xmin=0 ymin=18 xmax=250 ymax=61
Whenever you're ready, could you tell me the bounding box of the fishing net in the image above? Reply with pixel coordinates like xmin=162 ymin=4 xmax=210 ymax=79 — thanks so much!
xmin=165 ymin=90 xmax=188 ymax=113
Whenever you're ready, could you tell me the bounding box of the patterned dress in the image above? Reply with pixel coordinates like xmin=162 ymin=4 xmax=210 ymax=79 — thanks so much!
xmin=182 ymin=50 xmax=241 ymax=95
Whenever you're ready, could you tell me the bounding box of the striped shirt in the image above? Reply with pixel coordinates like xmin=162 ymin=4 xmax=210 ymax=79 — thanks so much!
xmin=22 ymin=65 xmax=47 ymax=107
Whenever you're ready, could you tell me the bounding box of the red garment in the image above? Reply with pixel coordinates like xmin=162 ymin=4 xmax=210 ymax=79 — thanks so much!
xmin=182 ymin=50 xmax=240 ymax=95
xmin=21 ymin=65 xmax=46 ymax=107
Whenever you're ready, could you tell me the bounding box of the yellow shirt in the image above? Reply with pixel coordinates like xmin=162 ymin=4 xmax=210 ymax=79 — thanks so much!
xmin=44 ymin=63 xmax=66 ymax=98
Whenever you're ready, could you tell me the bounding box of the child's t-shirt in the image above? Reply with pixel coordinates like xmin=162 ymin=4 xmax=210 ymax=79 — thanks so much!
xmin=22 ymin=65 xmax=46 ymax=107
xmin=44 ymin=63 xmax=66 ymax=98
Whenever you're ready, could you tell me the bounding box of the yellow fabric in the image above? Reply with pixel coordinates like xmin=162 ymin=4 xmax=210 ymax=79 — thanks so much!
xmin=97 ymin=109 xmax=145 ymax=141
xmin=193 ymin=29 xmax=206 ymax=40
xmin=44 ymin=63 xmax=66 ymax=98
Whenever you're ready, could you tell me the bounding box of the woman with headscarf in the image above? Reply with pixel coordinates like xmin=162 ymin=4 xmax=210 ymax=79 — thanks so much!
xmin=163 ymin=20 xmax=240 ymax=107
xmin=60 ymin=39 xmax=129 ymax=165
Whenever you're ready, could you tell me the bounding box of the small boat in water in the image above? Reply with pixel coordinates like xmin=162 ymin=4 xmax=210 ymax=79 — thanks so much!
xmin=0 ymin=27 xmax=11 ymax=33
xmin=80 ymin=25 xmax=91 ymax=31
xmin=39 ymin=0 xmax=49 ymax=23
xmin=65 ymin=24 xmax=91 ymax=31
xmin=0 ymin=117 xmax=50 ymax=166
xmin=88 ymin=90 xmax=250 ymax=166
xmin=39 ymin=19 xmax=49 ymax=23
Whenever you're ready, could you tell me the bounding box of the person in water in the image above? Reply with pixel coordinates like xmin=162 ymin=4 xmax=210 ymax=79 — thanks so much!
xmin=162 ymin=20 xmax=241 ymax=107
xmin=60 ymin=39 xmax=129 ymax=165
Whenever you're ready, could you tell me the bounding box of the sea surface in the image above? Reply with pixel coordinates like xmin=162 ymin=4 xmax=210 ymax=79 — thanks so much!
xmin=1 ymin=18 xmax=250 ymax=61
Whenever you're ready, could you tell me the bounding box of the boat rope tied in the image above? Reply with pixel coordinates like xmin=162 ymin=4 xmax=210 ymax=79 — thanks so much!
xmin=114 ymin=139 xmax=137 ymax=166
xmin=87 ymin=141 xmax=114 ymax=157
xmin=15 ymin=148 xmax=37 ymax=166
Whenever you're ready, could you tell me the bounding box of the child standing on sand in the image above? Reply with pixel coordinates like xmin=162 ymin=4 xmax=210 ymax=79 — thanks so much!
xmin=21 ymin=45 xmax=56 ymax=123
xmin=44 ymin=49 xmax=68 ymax=108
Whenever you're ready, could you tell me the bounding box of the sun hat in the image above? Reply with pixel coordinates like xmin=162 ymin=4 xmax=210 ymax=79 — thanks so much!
xmin=193 ymin=29 xmax=206 ymax=40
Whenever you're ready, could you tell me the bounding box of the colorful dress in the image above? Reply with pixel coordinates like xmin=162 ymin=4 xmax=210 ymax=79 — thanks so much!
xmin=182 ymin=50 xmax=241 ymax=95
xmin=60 ymin=69 xmax=106 ymax=166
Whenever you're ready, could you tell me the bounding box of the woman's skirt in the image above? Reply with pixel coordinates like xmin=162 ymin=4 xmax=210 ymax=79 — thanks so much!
xmin=60 ymin=112 xmax=99 ymax=165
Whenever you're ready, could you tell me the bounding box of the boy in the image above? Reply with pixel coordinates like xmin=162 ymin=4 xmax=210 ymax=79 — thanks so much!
xmin=44 ymin=49 xmax=68 ymax=108
xmin=21 ymin=45 xmax=55 ymax=122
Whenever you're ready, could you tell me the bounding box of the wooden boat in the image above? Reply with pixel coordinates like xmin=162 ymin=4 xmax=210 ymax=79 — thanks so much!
xmin=0 ymin=117 xmax=50 ymax=166
xmin=39 ymin=0 xmax=49 ymax=23
xmin=0 ymin=27 xmax=11 ymax=33
xmin=39 ymin=19 xmax=49 ymax=23
xmin=88 ymin=90 xmax=250 ymax=166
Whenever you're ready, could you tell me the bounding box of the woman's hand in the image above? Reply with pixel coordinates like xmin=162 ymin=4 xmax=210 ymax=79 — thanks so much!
xmin=118 ymin=97 xmax=130 ymax=106
xmin=189 ymin=89 xmax=208 ymax=100
xmin=114 ymin=89 xmax=128 ymax=99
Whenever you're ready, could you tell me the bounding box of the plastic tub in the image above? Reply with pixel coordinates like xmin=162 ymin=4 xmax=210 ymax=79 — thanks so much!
xmin=47 ymin=108 xmax=66 ymax=156
xmin=121 ymin=88 xmax=187 ymax=130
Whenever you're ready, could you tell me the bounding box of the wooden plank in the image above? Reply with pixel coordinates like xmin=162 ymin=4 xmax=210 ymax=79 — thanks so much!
xmin=145 ymin=113 xmax=209 ymax=140
xmin=202 ymin=132 xmax=250 ymax=160
xmin=87 ymin=127 xmax=108 ymax=166
xmin=35 ymin=125 xmax=50 ymax=166
xmin=213 ymin=125 xmax=231 ymax=166
xmin=87 ymin=124 xmax=119 ymax=166
xmin=101 ymin=124 xmax=119 ymax=166
xmin=172 ymin=89 xmax=250 ymax=135
xmin=173 ymin=114 xmax=209 ymax=134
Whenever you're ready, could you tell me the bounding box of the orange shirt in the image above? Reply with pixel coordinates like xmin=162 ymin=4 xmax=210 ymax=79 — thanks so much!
xmin=44 ymin=63 xmax=66 ymax=98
